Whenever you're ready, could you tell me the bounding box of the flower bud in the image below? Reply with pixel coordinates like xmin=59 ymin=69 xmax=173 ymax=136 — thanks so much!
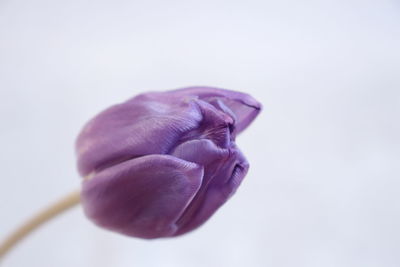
xmin=76 ymin=87 xmax=261 ymax=238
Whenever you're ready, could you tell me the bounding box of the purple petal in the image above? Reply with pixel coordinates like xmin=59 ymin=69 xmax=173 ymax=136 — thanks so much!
xmin=81 ymin=154 xmax=204 ymax=239
xmin=171 ymin=139 xmax=229 ymax=167
xmin=177 ymin=99 xmax=234 ymax=148
xmin=170 ymin=86 xmax=262 ymax=134
xmin=172 ymin=138 xmax=249 ymax=235
xmin=76 ymin=97 xmax=202 ymax=176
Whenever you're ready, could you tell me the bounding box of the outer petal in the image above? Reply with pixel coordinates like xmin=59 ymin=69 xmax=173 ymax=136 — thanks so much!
xmin=170 ymin=86 xmax=262 ymax=134
xmin=76 ymin=96 xmax=202 ymax=176
xmin=172 ymin=140 xmax=249 ymax=236
xmin=81 ymin=155 xmax=204 ymax=239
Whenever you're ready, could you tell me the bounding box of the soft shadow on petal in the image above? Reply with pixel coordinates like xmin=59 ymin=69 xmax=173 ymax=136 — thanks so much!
xmin=81 ymin=155 xmax=204 ymax=239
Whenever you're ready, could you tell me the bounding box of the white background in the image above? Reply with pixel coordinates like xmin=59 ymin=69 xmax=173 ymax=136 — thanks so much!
xmin=0 ymin=0 xmax=399 ymax=266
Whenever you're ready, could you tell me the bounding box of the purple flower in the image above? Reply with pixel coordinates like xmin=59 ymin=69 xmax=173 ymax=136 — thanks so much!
xmin=76 ymin=87 xmax=261 ymax=239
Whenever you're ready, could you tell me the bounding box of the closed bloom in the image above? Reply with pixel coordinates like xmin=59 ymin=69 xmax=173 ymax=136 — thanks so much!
xmin=76 ymin=87 xmax=261 ymax=239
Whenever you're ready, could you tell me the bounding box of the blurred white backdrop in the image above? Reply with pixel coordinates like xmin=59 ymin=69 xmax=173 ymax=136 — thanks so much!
xmin=1 ymin=0 xmax=399 ymax=266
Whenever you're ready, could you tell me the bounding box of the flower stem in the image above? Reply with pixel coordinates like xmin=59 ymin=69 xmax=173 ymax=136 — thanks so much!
xmin=0 ymin=190 xmax=81 ymax=260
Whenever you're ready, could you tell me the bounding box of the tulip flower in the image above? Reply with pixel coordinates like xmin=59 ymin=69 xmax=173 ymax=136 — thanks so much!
xmin=76 ymin=87 xmax=261 ymax=239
